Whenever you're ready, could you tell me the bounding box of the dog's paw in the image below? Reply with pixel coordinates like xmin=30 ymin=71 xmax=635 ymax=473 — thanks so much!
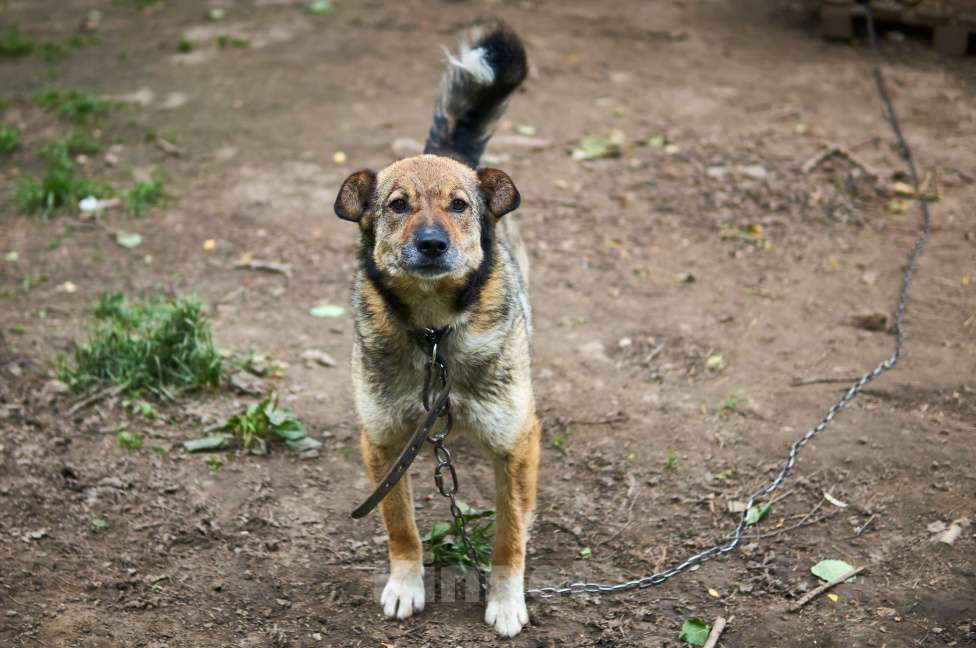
xmin=380 ymin=561 xmax=425 ymax=620
xmin=485 ymin=568 xmax=528 ymax=637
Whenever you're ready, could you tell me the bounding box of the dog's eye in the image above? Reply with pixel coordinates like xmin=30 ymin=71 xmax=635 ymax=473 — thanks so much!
xmin=389 ymin=198 xmax=408 ymax=214
xmin=450 ymin=198 xmax=468 ymax=213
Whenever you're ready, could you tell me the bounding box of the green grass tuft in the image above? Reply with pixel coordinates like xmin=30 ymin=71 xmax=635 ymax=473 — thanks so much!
xmin=423 ymin=503 xmax=495 ymax=571
xmin=0 ymin=126 xmax=19 ymax=153
xmin=16 ymin=145 xmax=112 ymax=218
xmin=34 ymin=89 xmax=108 ymax=122
xmin=126 ymin=175 xmax=164 ymax=216
xmin=59 ymin=292 xmax=224 ymax=398
xmin=0 ymin=25 xmax=34 ymax=57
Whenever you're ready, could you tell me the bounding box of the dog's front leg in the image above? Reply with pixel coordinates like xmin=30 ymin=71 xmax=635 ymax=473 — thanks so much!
xmin=361 ymin=429 xmax=425 ymax=620
xmin=486 ymin=417 xmax=540 ymax=637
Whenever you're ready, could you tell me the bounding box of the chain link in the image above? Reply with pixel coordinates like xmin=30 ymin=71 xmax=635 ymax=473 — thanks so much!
xmin=422 ymin=331 xmax=489 ymax=597
xmin=525 ymin=3 xmax=933 ymax=599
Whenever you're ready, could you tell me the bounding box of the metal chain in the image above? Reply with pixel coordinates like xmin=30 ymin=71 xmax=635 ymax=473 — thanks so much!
xmin=423 ymin=331 xmax=489 ymax=597
xmin=525 ymin=3 xmax=933 ymax=599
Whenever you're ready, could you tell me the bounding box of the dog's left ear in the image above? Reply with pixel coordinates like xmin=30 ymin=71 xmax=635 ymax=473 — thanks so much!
xmin=335 ymin=170 xmax=377 ymax=222
xmin=477 ymin=168 xmax=520 ymax=219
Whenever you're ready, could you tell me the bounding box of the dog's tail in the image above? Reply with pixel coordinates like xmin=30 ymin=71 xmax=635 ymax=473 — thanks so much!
xmin=424 ymin=20 xmax=528 ymax=168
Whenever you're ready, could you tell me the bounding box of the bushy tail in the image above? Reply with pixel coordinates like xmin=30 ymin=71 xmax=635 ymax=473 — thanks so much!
xmin=424 ymin=20 xmax=528 ymax=168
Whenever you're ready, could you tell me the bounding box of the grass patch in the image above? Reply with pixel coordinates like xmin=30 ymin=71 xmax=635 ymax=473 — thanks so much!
xmin=216 ymin=34 xmax=249 ymax=49
xmin=0 ymin=25 xmax=34 ymax=57
xmin=43 ymin=131 xmax=102 ymax=160
xmin=16 ymin=144 xmax=112 ymax=218
xmin=0 ymin=126 xmax=20 ymax=153
xmin=59 ymin=292 xmax=224 ymax=398
xmin=34 ymin=89 xmax=108 ymax=122
xmin=126 ymin=175 xmax=164 ymax=216
xmin=423 ymin=503 xmax=494 ymax=571
xmin=718 ymin=393 xmax=739 ymax=416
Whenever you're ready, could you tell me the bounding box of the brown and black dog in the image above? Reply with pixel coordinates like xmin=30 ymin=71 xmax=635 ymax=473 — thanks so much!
xmin=333 ymin=20 xmax=538 ymax=637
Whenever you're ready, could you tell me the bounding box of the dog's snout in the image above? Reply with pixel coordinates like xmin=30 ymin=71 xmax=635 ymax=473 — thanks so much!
xmin=415 ymin=226 xmax=450 ymax=258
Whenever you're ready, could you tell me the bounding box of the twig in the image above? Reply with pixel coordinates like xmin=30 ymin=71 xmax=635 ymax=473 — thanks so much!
xmin=67 ymin=384 xmax=125 ymax=415
xmin=788 ymin=566 xmax=866 ymax=612
xmin=790 ymin=376 xmax=860 ymax=387
xmin=801 ymin=144 xmax=878 ymax=178
xmin=850 ymin=513 xmax=876 ymax=538
xmin=703 ymin=616 xmax=728 ymax=648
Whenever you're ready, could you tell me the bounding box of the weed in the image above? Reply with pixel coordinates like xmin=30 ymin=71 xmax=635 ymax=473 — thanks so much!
xmin=423 ymin=502 xmax=494 ymax=571
xmin=126 ymin=175 xmax=164 ymax=216
xmin=122 ymin=398 xmax=157 ymax=419
xmin=718 ymin=393 xmax=739 ymax=416
xmin=206 ymin=455 xmax=224 ymax=471
xmin=0 ymin=126 xmax=19 ymax=153
xmin=551 ymin=429 xmax=572 ymax=449
xmin=44 ymin=132 xmax=102 ymax=160
xmin=116 ymin=428 xmax=143 ymax=449
xmin=177 ymin=38 xmax=192 ymax=53
xmin=59 ymin=292 xmax=224 ymax=398
xmin=0 ymin=25 xmax=34 ymax=57
xmin=204 ymin=392 xmax=310 ymax=454
xmin=16 ymin=153 xmax=112 ymax=218
xmin=665 ymin=454 xmax=678 ymax=469
xmin=216 ymin=34 xmax=248 ymax=49
xmin=34 ymin=89 xmax=108 ymax=122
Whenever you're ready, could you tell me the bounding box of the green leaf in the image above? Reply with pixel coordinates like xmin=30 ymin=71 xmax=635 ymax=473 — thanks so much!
xmin=206 ymin=454 xmax=224 ymax=470
xmin=115 ymin=232 xmax=143 ymax=249
xmin=571 ymin=135 xmax=621 ymax=161
xmin=91 ymin=517 xmax=109 ymax=531
xmin=424 ymin=521 xmax=452 ymax=542
xmin=811 ymin=559 xmax=856 ymax=583
xmin=286 ymin=436 xmax=322 ymax=452
xmin=183 ymin=434 xmax=228 ymax=452
xmin=579 ymin=546 xmax=592 ymax=557
xmin=679 ymin=617 xmax=710 ymax=645
xmin=4 ymin=251 xmax=18 ymax=262
xmin=745 ymin=501 xmax=773 ymax=525
xmin=115 ymin=429 xmax=143 ymax=450
xmin=309 ymin=303 xmax=345 ymax=318
xmin=306 ymin=0 xmax=334 ymax=14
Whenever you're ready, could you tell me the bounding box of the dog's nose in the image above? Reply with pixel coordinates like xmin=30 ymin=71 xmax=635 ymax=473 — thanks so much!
xmin=415 ymin=226 xmax=450 ymax=258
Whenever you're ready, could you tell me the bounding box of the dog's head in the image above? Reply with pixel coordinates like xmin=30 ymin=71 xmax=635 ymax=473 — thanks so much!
xmin=335 ymin=155 xmax=519 ymax=282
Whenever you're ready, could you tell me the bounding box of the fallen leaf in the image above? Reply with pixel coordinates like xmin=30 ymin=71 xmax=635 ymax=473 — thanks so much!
xmin=183 ymin=435 xmax=229 ymax=452
xmin=309 ymin=303 xmax=345 ymax=318
xmin=571 ymin=132 xmax=623 ymax=161
xmin=116 ymin=232 xmax=143 ymax=249
xmin=745 ymin=502 xmax=772 ymax=525
xmin=4 ymin=251 xmax=17 ymax=262
xmin=891 ymin=181 xmax=916 ymax=197
xmin=579 ymin=546 xmax=592 ymax=557
xmin=823 ymin=491 xmax=848 ymax=508
xmin=515 ymin=124 xmax=537 ymax=136
xmin=886 ymin=198 xmax=908 ymax=214
xmin=287 ymin=436 xmax=323 ymax=452
xmin=234 ymin=258 xmax=292 ymax=277
xmin=705 ymin=354 xmax=726 ymax=372
xmin=306 ymin=0 xmax=334 ymax=14
xmin=827 ymin=593 xmax=839 ymax=602
xmin=707 ymin=587 xmax=720 ymax=598
xmin=332 ymin=150 xmax=347 ymax=164
xmin=203 ymin=239 xmax=216 ymax=251
xmin=811 ymin=559 xmax=856 ymax=583
xmin=678 ymin=617 xmax=709 ymax=645
xmin=301 ymin=349 xmax=337 ymax=367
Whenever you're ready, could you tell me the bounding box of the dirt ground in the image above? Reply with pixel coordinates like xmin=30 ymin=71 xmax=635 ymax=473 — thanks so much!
xmin=1 ymin=1 xmax=974 ymax=646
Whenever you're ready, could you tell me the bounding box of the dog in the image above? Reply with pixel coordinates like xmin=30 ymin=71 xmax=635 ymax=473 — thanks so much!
xmin=334 ymin=20 xmax=538 ymax=638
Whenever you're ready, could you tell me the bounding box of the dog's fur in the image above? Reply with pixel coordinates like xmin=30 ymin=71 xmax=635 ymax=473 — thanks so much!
xmin=333 ymin=20 xmax=538 ymax=637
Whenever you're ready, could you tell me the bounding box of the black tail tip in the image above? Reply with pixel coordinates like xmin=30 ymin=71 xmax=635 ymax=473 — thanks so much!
xmin=465 ymin=19 xmax=528 ymax=90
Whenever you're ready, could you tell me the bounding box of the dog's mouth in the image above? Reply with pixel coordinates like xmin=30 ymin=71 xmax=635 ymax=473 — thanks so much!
xmin=402 ymin=259 xmax=454 ymax=279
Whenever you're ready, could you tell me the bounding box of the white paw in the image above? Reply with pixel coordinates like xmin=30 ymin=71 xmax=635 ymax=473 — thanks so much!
xmin=485 ymin=568 xmax=528 ymax=637
xmin=380 ymin=561 xmax=425 ymax=620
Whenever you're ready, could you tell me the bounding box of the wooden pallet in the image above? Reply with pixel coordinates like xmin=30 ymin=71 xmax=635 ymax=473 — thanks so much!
xmin=820 ymin=0 xmax=976 ymax=55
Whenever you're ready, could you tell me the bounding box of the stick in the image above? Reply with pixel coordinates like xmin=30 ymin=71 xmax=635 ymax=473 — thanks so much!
xmin=788 ymin=566 xmax=866 ymax=612
xmin=702 ymin=616 xmax=728 ymax=648
xmin=66 ymin=384 xmax=125 ymax=415
xmin=790 ymin=376 xmax=860 ymax=387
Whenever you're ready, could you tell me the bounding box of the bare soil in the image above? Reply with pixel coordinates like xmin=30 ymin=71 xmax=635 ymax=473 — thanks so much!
xmin=1 ymin=1 xmax=974 ymax=647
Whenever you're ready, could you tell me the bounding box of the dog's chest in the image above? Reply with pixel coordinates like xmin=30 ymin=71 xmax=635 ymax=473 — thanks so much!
xmin=356 ymin=332 xmax=530 ymax=451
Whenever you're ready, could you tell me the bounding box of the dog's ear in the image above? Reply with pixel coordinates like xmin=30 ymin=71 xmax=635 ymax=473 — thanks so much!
xmin=335 ymin=170 xmax=377 ymax=222
xmin=477 ymin=168 xmax=520 ymax=219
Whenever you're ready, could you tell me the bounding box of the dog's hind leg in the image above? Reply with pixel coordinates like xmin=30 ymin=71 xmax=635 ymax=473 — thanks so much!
xmin=361 ymin=430 xmax=426 ymax=620
xmin=486 ymin=417 xmax=540 ymax=637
